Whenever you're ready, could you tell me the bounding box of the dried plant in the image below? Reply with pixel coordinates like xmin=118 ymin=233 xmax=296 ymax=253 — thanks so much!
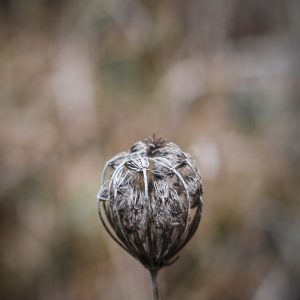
xmin=97 ymin=136 xmax=203 ymax=300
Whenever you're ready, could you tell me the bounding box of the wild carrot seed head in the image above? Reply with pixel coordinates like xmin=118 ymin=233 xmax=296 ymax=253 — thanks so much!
xmin=97 ymin=136 xmax=203 ymax=271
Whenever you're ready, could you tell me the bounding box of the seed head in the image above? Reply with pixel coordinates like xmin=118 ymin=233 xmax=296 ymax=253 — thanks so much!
xmin=97 ymin=136 xmax=203 ymax=271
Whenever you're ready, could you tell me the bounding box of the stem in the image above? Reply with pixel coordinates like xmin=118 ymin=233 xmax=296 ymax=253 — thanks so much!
xmin=150 ymin=269 xmax=160 ymax=300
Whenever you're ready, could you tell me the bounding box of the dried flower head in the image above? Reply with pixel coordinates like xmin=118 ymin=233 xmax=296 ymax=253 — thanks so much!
xmin=97 ymin=136 xmax=203 ymax=272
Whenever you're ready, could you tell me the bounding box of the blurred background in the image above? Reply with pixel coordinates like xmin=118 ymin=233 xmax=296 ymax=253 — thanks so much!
xmin=0 ymin=0 xmax=300 ymax=299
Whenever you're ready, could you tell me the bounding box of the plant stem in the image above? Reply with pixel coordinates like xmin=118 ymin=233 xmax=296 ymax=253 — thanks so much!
xmin=150 ymin=269 xmax=160 ymax=300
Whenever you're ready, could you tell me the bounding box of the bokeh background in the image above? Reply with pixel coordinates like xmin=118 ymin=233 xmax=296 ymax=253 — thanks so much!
xmin=1 ymin=0 xmax=300 ymax=299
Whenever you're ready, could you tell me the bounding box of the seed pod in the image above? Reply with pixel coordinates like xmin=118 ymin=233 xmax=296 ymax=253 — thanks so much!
xmin=97 ymin=136 xmax=203 ymax=272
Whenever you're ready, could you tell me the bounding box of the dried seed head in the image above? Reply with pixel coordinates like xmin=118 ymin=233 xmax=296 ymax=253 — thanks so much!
xmin=97 ymin=136 xmax=203 ymax=271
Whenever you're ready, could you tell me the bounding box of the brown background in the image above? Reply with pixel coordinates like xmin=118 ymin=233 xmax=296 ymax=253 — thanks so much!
xmin=0 ymin=0 xmax=300 ymax=299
